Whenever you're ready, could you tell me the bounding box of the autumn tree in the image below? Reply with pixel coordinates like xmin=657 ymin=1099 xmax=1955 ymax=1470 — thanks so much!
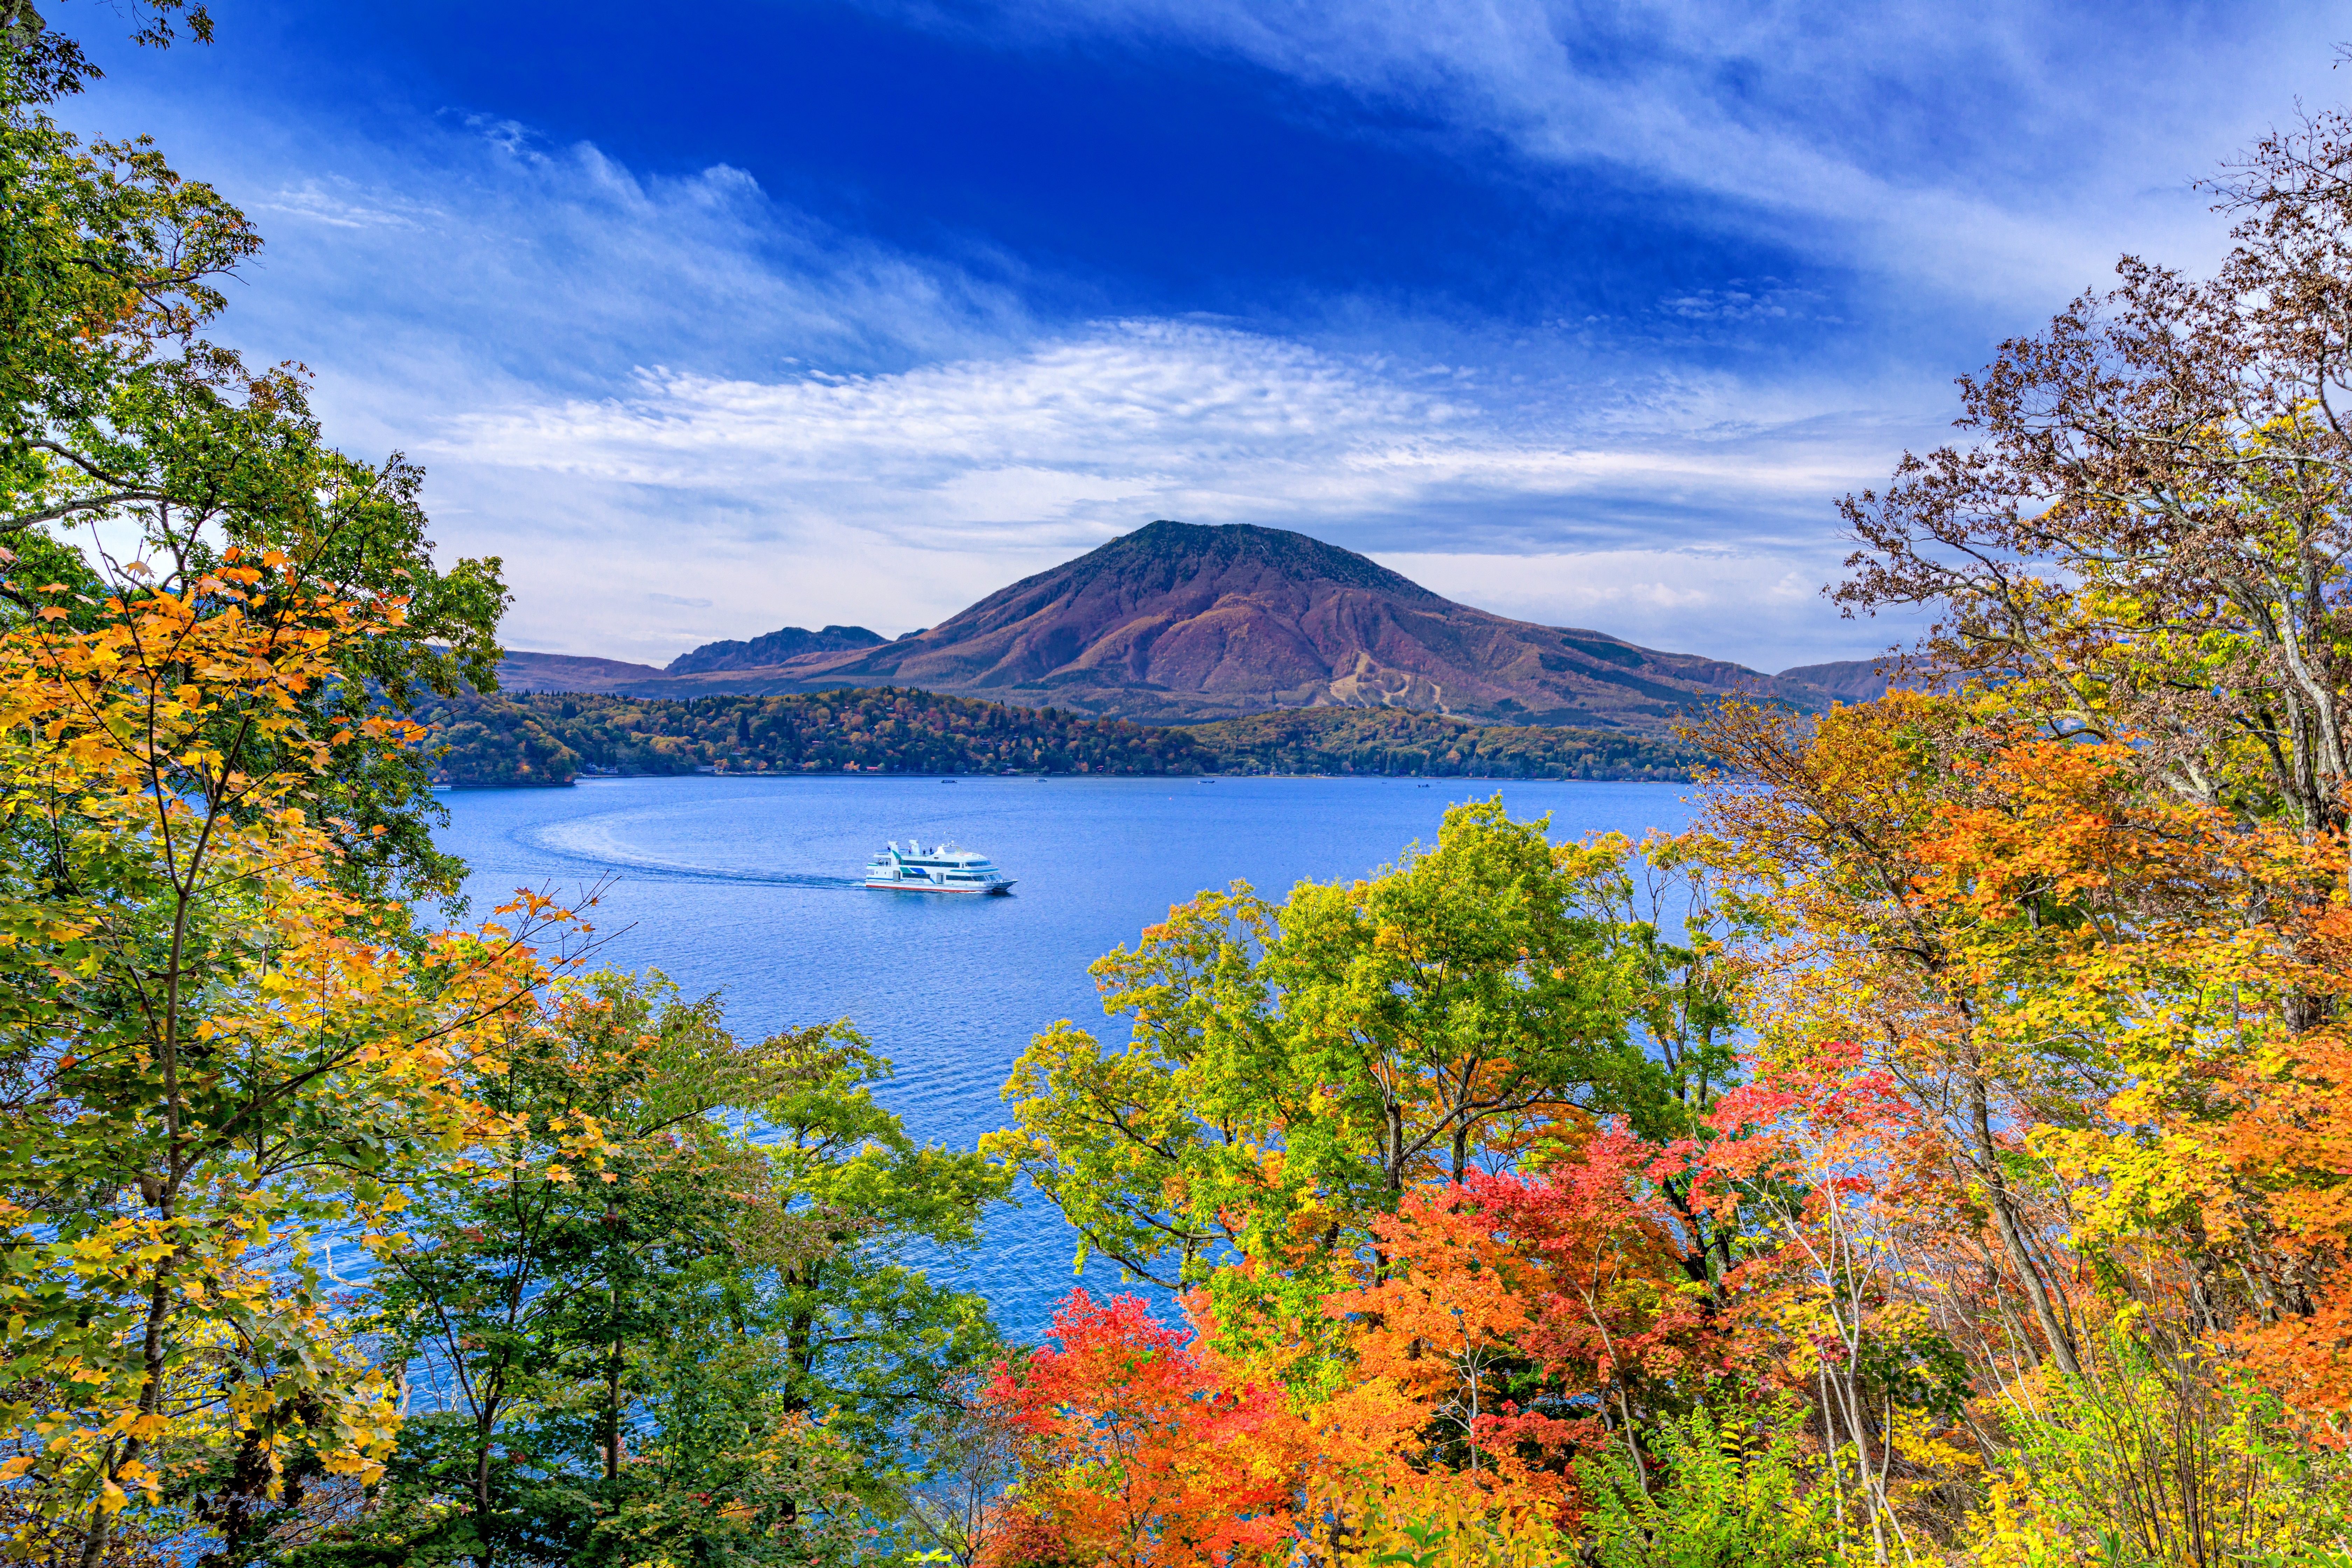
xmin=0 ymin=489 xmax=571 ymax=1567
xmin=1833 ymin=94 xmax=2352 ymax=848
xmin=989 ymin=800 xmax=1681 ymax=1307
xmin=1701 ymin=698 xmax=2116 ymax=1380
xmin=0 ymin=0 xmax=504 ymax=903
xmin=0 ymin=10 xmax=542 ymax=1562
xmin=985 ymin=1291 xmax=1298 ymax=1568
xmin=1324 ymin=1129 xmax=1716 ymax=1510
xmin=1688 ymin=690 xmax=2352 ymax=1553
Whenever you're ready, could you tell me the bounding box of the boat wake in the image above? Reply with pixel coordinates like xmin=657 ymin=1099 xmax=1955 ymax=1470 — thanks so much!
xmin=517 ymin=815 xmax=855 ymax=890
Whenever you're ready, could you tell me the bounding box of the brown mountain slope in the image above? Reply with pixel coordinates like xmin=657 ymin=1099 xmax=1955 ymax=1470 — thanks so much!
xmin=667 ymin=623 xmax=886 ymax=673
xmin=506 ymin=521 xmax=1830 ymax=730
xmin=1776 ymin=659 xmax=1891 ymax=705
xmin=497 ymin=651 xmax=671 ymax=693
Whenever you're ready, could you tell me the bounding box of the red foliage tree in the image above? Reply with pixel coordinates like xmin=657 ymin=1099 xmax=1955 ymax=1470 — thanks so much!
xmin=1323 ymin=1126 xmax=1728 ymax=1518
xmin=984 ymin=1290 xmax=1300 ymax=1568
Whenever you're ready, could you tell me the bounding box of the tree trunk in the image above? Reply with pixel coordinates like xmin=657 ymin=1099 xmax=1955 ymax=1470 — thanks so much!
xmin=1969 ymin=1076 xmax=2080 ymax=1377
xmin=472 ymin=1402 xmax=500 ymax=1568
xmin=79 ymin=1203 xmax=183 ymax=1568
xmin=603 ymin=1329 xmax=623 ymax=1482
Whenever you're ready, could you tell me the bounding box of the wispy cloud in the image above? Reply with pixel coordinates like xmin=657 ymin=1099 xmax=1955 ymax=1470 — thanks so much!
xmin=431 ymin=318 xmax=1908 ymax=666
xmin=220 ymin=114 xmax=1949 ymax=668
xmin=185 ymin=110 xmax=1041 ymax=432
xmin=443 ymin=320 xmax=1898 ymax=527
xmin=1377 ymin=549 xmax=1905 ymax=671
xmin=257 ymin=178 xmax=439 ymax=231
xmin=909 ymin=0 xmax=2340 ymax=304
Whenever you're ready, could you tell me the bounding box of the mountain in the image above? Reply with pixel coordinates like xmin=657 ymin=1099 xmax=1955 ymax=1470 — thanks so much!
xmin=496 ymin=630 xmax=887 ymax=693
xmin=667 ymin=624 xmax=885 ymax=673
xmin=496 ymin=651 xmax=671 ymax=693
xmin=1776 ymin=659 xmax=1891 ymax=705
xmin=495 ymin=522 xmax=1879 ymax=729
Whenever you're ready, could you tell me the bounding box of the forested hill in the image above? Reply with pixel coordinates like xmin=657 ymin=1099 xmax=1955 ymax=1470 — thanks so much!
xmin=1175 ymin=707 xmax=1700 ymax=780
xmin=411 ymin=685 xmax=1704 ymax=786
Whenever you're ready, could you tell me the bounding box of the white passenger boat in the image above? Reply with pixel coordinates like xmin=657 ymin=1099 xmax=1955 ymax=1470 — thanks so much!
xmin=863 ymin=840 xmax=1015 ymax=894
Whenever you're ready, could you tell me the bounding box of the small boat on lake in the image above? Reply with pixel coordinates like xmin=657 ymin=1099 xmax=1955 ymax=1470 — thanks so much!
xmin=863 ymin=839 xmax=1015 ymax=894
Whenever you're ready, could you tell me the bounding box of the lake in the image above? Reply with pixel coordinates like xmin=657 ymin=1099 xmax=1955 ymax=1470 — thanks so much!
xmin=434 ymin=774 xmax=1697 ymax=1337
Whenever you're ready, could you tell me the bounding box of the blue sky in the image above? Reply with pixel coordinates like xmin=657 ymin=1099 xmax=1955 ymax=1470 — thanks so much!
xmin=58 ymin=0 xmax=2348 ymax=669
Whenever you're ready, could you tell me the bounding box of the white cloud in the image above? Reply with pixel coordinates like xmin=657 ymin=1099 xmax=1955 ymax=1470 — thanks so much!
xmin=428 ymin=319 xmax=1914 ymax=666
xmin=132 ymin=107 xmax=1043 ymax=454
xmin=258 ymin=178 xmax=439 ymax=231
xmin=442 ymin=320 xmax=1888 ymax=517
xmin=1376 ymin=549 xmax=1877 ymax=670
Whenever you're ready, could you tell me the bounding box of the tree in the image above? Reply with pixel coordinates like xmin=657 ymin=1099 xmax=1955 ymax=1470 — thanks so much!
xmin=1700 ymin=698 xmax=2110 ymax=1382
xmin=886 ymin=1374 xmax=1026 ymax=1568
xmin=1318 ymin=1125 xmax=1738 ymax=1532
xmin=356 ymin=971 xmax=804 ymax=1566
xmin=0 ymin=3 xmax=504 ymax=904
xmin=0 ymin=17 xmax=535 ymax=1561
xmin=989 ymin=800 xmax=1665 ymax=1311
xmin=351 ymin=982 xmax=1007 ymax=1567
xmin=984 ymin=1291 xmax=1298 ymax=1568
xmin=1690 ymin=692 xmax=2347 ymax=1552
xmin=754 ymin=1024 xmax=1009 ymax=1468
xmin=1833 ymin=96 xmax=2352 ymax=850
xmin=1578 ymin=1401 xmax=1852 ymax=1568
xmin=0 ymin=535 xmax=568 ymax=1566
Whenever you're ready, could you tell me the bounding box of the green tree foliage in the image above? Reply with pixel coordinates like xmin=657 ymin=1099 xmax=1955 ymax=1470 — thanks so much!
xmin=1180 ymin=707 xmax=1703 ymax=780
xmin=983 ymin=799 xmax=1718 ymax=1314
xmin=752 ymin=1025 xmax=1009 ymax=1458
xmin=413 ymin=686 xmax=1707 ymax=787
xmin=342 ymin=971 xmax=1006 ymax=1568
xmin=415 ymin=687 xmax=1206 ymax=784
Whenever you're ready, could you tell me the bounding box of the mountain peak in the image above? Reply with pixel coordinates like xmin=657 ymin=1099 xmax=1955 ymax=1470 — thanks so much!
xmin=1068 ymin=520 xmax=1441 ymax=603
xmin=1016 ymin=522 xmax=1449 ymax=606
xmin=707 ymin=518 xmax=1827 ymax=726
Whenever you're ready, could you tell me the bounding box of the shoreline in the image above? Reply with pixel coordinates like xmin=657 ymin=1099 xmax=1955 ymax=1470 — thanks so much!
xmin=433 ymin=769 xmax=1696 ymax=791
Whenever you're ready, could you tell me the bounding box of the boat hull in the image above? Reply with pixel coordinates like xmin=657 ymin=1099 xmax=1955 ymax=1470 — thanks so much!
xmin=863 ymin=878 xmax=1016 ymax=895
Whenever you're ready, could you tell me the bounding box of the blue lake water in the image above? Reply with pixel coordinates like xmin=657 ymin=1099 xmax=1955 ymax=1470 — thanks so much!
xmin=433 ymin=774 xmax=1695 ymax=1339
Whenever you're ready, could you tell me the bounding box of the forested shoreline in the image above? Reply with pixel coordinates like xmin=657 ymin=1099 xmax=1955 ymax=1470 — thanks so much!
xmin=415 ymin=684 xmax=1706 ymax=785
xmin=12 ymin=9 xmax=2352 ymax=1568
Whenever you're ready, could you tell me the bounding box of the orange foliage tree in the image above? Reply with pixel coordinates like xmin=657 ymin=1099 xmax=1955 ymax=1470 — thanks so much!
xmin=1325 ymin=1129 xmax=1721 ymax=1508
xmin=0 ymin=554 xmax=579 ymax=1563
xmin=983 ymin=1290 xmax=1301 ymax=1568
xmin=1689 ymin=689 xmax=2352 ymax=1553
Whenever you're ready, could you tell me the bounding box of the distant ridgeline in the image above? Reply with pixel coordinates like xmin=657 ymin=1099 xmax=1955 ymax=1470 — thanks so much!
xmin=411 ymin=686 xmax=1706 ymax=787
